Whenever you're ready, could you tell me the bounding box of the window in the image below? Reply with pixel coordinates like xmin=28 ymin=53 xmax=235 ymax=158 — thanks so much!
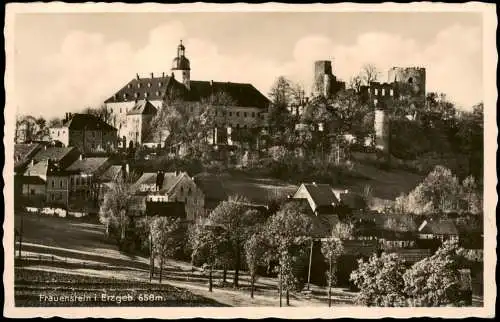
xmin=70 ymin=177 xmax=73 ymax=185
xmin=229 ymin=112 xmax=233 ymax=117
xmin=156 ymin=91 xmax=160 ymax=96
xmin=374 ymin=88 xmax=378 ymax=96
xmin=381 ymin=88 xmax=385 ymax=96
xmin=159 ymin=82 xmax=162 ymax=87
xmin=76 ymin=178 xmax=80 ymax=185
xmin=390 ymin=89 xmax=394 ymax=96
xmin=236 ymin=112 xmax=240 ymax=117
xmin=148 ymin=82 xmax=151 ymax=88
xmin=244 ymin=112 xmax=247 ymax=117
xmin=137 ymin=83 xmax=142 ymax=88
xmin=408 ymin=77 xmax=413 ymax=84
xmin=31 ymin=189 xmax=35 ymax=195
xmin=58 ymin=131 xmax=60 ymax=136
xmin=145 ymin=92 xmax=149 ymax=98
xmin=120 ymin=108 xmax=122 ymax=113
xmin=51 ymin=193 xmax=55 ymax=201
xmin=92 ymin=131 xmax=96 ymax=137
xmin=52 ymin=180 xmax=55 ymax=188
xmin=60 ymin=181 xmax=62 ymax=188
xmin=252 ymin=112 xmax=255 ymax=118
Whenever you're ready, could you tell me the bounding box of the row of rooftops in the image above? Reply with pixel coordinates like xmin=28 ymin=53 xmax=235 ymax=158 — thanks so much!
xmin=15 ymin=143 xmax=116 ymax=178
xmin=51 ymin=113 xmax=117 ymax=132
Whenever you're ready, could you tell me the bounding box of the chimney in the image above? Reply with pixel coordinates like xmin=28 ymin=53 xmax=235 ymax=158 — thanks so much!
xmin=162 ymin=72 xmax=165 ymax=78
xmin=136 ymin=73 xmax=140 ymax=80
xmin=151 ymin=72 xmax=154 ymax=79
xmin=156 ymin=171 xmax=164 ymax=191
xmin=30 ymin=159 xmax=34 ymax=166
xmin=210 ymin=80 xmax=214 ymax=86
xmin=79 ymin=154 xmax=84 ymax=160
xmin=171 ymin=72 xmax=175 ymax=79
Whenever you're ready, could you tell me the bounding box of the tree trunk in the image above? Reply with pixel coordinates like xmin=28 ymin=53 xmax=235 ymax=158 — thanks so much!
xmin=209 ymin=267 xmax=213 ymax=292
xmin=18 ymin=217 xmax=23 ymax=259
xmin=159 ymin=256 xmax=163 ymax=283
xmin=234 ymin=247 xmax=240 ymax=288
xmin=279 ymin=265 xmax=282 ymax=307
xmin=250 ymin=274 xmax=255 ymax=299
xmin=223 ymin=265 xmax=227 ymax=283
xmin=328 ymin=255 xmax=332 ymax=307
xmin=286 ymin=290 xmax=290 ymax=306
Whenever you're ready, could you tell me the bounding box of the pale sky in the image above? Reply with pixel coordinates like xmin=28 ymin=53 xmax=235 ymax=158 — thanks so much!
xmin=14 ymin=12 xmax=483 ymax=119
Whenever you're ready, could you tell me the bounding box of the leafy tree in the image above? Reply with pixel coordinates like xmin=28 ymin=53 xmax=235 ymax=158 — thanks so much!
xmin=83 ymin=104 xmax=113 ymax=124
xmin=150 ymin=216 xmax=182 ymax=283
xmin=350 ymin=252 xmax=408 ymax=307
xmin=321 ymin=232 xmax=345 ymax=307
xmin=244 ymin=228 xmax=267 ymax=298
xmin=403 ymin=240 xmax=468 ymax=306
xmin=263 ymin=201 xmax=313 ymax=306
xmin=460 ymin=176 xmax=482 ymax=214
xmin=207 ymin=195 xmax=266 ymax=288
xmin=98 ymin=175 xmax=134 ymax=244
xmin=394 ymin=166 xmax=462 ymax=215
xmin=189 ymin=217 xmax=231 ymax=292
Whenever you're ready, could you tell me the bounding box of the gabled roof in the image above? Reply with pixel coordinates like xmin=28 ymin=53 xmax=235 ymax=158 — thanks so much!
xmin=63 ymin=113 xmax=117 ymax=132
xmin=132 ymin=171 xmax=185 ymax=194
xmin=32 ymin=147 xmax=77 ymax=163
xmin=15 ymin=143 xmax=43 ymax=162
xmin=66 ymin=157 xmax=109 ymax=174
xmin=418 ymin=219 xmax=458 ymax=235
xmin=100 ymin=165 xmax=123 ymax=182
xmin=24 ymin=160 xmax=49 ymax=177
xmin=293 ymin=183 xmax=341 ymax=213
xmin=127 ymin=100 xmax=158 ymax=115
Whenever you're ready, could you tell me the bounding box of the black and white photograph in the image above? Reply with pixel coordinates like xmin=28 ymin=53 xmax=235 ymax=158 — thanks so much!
xmin=3 ymin=2 xmax=496 ymax=318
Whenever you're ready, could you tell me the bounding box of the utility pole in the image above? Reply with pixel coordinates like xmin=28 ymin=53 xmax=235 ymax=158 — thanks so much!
xmin=307 ymin=239 xmax=314 ymax=290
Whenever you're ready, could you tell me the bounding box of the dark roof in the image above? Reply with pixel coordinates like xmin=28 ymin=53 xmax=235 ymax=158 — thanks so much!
xmin=15 ymin=143 xmax=42 ymax=161
xmin=33 ymin=147 xmax=78 ymax=163
xmin=146 ymin=201 xmax=186 ymax=219
xmin=188 ymin=81 xmax=270 ymax=109
xmin=418 ymin=219 xmax=458 ymax=235
xmin=302 ymin=183 xmax=341 ymax=208
xmin=99 ymin=165 xmax=123 ymax=182
xmin=104 ymin=75 xmax=172 ymax=103
xmin=20 ymin=176 xmax=46 ymax=185
xmin=66 ymin=157 xmax=109 ymax=174
xmin=105 ymin=74 xmax=270 ymax=109
xmin=63 ymin=113 xmax=117 ymax=131
xmin=132 ymin=172 xmax=184 ymax=194
xmin=127 ymin=100 xmax=158 ymax=115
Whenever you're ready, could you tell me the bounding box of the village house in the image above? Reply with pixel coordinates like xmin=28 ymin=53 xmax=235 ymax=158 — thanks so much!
xmin=130 ymin=171 xmax=205 ymax=221
xmin=104 ymin=41 xmax=270 ymax=149
xmin=65 ymin=156 xmax=112 ymax=214
xmin=49 ymin=113 xmax=118 ymax=154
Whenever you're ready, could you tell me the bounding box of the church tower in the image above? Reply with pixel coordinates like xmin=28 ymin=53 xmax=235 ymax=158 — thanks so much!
xmin=171 ymin=40 xmax=191 ymax=90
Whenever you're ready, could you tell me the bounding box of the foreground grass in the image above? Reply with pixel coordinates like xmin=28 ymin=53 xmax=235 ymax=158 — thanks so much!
xmin=15 ymin=269 xmax=227 ymax=307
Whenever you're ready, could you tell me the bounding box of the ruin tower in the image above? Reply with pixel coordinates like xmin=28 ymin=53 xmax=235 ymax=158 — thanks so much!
xmin=171 ymin=40 xmax=191 ymax=89
xmin=374 ymin=99 xmax=390 ymax=164
xmin=313 ymin=60 xmax=334 ymax=98
xmin=388 ymin=67 xmax=426 ymax=102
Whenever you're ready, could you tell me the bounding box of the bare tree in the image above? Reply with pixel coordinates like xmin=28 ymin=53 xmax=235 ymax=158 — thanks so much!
xmin=360 ymin=64 xmax=380 ymax=85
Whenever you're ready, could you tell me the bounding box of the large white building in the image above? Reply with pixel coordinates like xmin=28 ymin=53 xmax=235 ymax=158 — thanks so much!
xmin=104 ymin=41 xmax=271 ymax=148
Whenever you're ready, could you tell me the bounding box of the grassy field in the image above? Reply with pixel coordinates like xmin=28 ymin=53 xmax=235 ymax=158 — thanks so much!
xmin=13 ymin=213 xmax=357 ymax=307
